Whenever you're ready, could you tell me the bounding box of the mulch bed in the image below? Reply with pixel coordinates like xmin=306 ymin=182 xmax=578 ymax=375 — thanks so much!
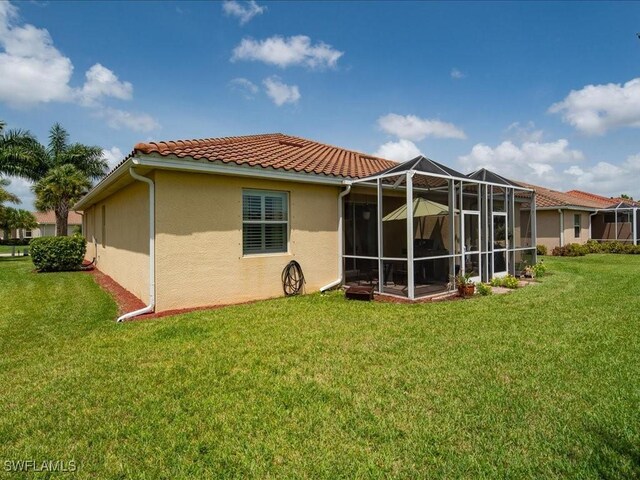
xmin=86 ymin=268 xmax=258 ymax=321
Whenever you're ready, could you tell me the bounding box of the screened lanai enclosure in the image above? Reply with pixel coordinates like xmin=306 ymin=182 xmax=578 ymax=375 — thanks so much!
xmin=343 ymin=156 xmax=537 ymax=300
xmin=591 ymin=202 xmax=640 ymax=245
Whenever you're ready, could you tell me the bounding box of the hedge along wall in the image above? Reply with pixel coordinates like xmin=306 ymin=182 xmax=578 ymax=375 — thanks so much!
xmin=30 ymin=235 xmax=87 ymax=272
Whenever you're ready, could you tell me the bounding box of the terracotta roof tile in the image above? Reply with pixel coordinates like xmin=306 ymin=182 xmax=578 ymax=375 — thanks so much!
xmin=516 ymin=183 xmax=612 ymax=209
xmin=566 ymin=190 xmax=639 ymax=207
xmin=133 ymin=133 xmax=396 ymax=179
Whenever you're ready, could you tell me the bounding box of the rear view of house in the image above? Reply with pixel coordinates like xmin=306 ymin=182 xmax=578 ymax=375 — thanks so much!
xmin=75 ymin=133 xmax=536 ymax=319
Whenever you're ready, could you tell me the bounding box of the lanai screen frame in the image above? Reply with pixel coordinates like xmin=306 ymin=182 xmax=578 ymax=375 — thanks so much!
xmin=343 ymin=166 xmax=537 ymax=300
xmin=593 ymin=203 xmax=639 ymax=245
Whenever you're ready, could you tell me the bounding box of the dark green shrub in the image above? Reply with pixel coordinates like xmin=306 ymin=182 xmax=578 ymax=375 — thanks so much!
xmin=552 ymin=243 xmax=587 ymax=257
xmin=30 ymin=235 xmax=86 ymax=272
xmin=536 ymin=244 xmax=548 ymax=256
xmin=0 ymin=238 xmax=30 ymax=246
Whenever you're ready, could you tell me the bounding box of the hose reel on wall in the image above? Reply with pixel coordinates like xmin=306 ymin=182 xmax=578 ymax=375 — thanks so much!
xmin=282 ymin=260 xmax=305 ymax=296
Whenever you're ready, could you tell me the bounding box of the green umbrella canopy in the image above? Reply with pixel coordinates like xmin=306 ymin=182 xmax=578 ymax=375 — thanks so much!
xmin=382 ymin=198 xmax=457 ymax=221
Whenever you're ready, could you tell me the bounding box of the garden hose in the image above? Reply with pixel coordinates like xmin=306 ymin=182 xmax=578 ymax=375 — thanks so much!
xmin=282 ymin=260 xmax=305 ymax=296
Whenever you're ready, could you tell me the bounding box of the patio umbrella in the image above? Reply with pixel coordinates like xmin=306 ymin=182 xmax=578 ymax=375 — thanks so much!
xmin=382 ymin=198 xmax=454 ymax=221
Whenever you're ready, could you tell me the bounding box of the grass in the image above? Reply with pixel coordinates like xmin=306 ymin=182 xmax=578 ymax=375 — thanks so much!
xmin=0 ymin=244 xmax=29 ymax=254
xmin=0 ymin=255 xmax=639 ymax=478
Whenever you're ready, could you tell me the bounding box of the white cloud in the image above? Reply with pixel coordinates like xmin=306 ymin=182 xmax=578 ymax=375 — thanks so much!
xmin=222 ymin=0 xmax=265 ymax=25
xmin=0 ymin=1 xmax=158 ymax=132
xmin=232 ymin=35 xmax=343 ymax=69
xmin=450 ymin=68 xmax=465 ymax=79
xmin=549 ymin=78 xmax=640 ymax=135
xmin=229 ymin=77 xmax=258 ymax=99
xmin=562 ymin=153 xmax=640 ymax=197
xmin=97 ymin=108 xmax=160 ymax=132
xmin=378 ymin=113 xmax=466 ymax=140
xmin=102 ymin=146 xmax=124 ymax=170
xmin=0 ymin=1 xmax=73 ymax=106
xmin=458 ymin=138 xmax=584 ymax=187
xmin=3 ymin=176 xmax=34 ymax=210
xmin=374 ymin=139 xmax=422 ymax=162
xmin=505 ymin=121 xmax=543 ymax=142
xmin=263 ymin=76 xmax=300 ymax=106
xmin=78 ymin=63 xmax=132 ymax=106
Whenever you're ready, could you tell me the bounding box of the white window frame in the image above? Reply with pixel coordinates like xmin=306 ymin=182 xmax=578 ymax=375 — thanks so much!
xmin=242 ymin=189 xmax=290 ymax=256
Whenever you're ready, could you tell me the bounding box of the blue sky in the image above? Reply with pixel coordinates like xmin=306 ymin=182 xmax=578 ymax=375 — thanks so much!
xmin=1 ymin=0 xmax=640 ymax=209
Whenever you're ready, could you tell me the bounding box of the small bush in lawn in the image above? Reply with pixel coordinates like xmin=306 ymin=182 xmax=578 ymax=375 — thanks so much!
xmin=531 ymin=261 xmax=547 ymax=278
xmin=536 ymin=244 xmax=548 ymax=256
xmin=491 ymin=275 xmax=519 ymax=289
xmin=30 ymin=235 xmax=86 ymax=272
xmin=552 ymin=243 xmax=588 ymax=257
xmin=476 ymin=282 xmax=492 ymax=296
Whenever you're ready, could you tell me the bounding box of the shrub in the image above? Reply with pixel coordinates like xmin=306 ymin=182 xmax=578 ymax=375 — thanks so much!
xmin=536 ymin=244 xmax=548 ymax=256
xmin=531 ymin=261 xmax=547 ymax=278
xmin=552 ymin=243 xmax=588 ymax=257
xmin=490 ymin=275 xmax=519 ymax=289
xmin=585 ymin=239 xmax=603 ymax=254
xmin=476 ymin=282 xmax=493 ymax=296
xmin=30 ymin=235 xmax=86 ymax=272
xmin=0 ymin=238 xmax=30 ymax=246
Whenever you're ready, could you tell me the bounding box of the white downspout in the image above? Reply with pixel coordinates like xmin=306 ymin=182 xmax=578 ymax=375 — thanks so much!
xmin=320 ymin=184 xmax=352 ymax=292
xmin=558 ymin=209 xmax=564 ymax=247
xmin=116 ymin=167 xmax=155 ymax=322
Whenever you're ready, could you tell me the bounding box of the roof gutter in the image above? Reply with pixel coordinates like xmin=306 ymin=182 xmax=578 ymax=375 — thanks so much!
xmin=558 ymin=209 xmax=564 ymax=247
xmin=320 ymin=183 xmax=352 ymax=292
xmin=116 ymin=167 xmax=155 ymax=322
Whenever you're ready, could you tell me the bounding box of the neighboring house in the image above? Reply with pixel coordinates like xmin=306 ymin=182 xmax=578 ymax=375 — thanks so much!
xmin=27 ymin=211 xmax=83 ymax=239
xmin=74 ymin=133 xmax=536 ymax=318
xmin=2 ymin=210 xmax=82 ymax=240
xmin=566 ymin=190 xmax=640 ymax=245
xmin=516 ymin=185 xmax=639 ymax=250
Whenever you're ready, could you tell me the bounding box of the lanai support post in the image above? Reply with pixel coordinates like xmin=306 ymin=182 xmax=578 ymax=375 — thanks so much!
xmin=633 ymin=208 xmax=637 ymax=246
xmin=377 ymin=178 xmax=384 ymax=291
xmin=448 ymin=179 xmax=455 ymax=289
xmin=406 ymin=171 xmax=415 ymax=300
xmin=531 ymin=191 xmax=538 ymax=264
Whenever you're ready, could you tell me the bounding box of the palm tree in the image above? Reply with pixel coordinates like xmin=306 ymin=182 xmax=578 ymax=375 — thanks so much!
xmin=34 ymin=165 xmax=91 ymax=236
xmin=0 ymin=178 xmax=20 ymax=205
xmin=0 ymin=122 xmax=107 ymax=235
xmin=7 ymin=208 xmax=37 ymax=239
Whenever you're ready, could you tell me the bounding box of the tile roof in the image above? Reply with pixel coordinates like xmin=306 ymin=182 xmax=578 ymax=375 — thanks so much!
xmin=517 ymin=183 xmax=612 ymax=209
xmin=33 ymin=210 xmax=82 ymax=225
xmin=133 ymin=133 xmax=396 ymax=179
xmin=566 ymin=190 xmax=639 ymax=208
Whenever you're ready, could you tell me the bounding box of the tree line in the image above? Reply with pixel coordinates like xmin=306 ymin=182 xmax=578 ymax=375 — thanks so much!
xmin=0 ymin=120 xmax=107 ymax=237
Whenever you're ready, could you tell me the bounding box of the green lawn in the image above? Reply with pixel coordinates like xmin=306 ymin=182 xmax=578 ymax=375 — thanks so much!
xmin=0 ymin=244 xmax=29 ymax=254
xmin=0 ymin=255 xmax=639 ymax=478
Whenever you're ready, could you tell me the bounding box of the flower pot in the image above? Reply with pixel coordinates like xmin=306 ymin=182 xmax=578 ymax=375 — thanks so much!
xmin=458 ymin=284 xmax=475 ymax=297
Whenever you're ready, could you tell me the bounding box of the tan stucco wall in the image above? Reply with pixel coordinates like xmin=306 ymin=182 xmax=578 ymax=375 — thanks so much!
xmin=536 ymin=210 xmax=561 ymax=251
xmin=154 ymin=171 xmax=340 ymax=311
xmin=83 ymin=181 xmax=150 ymax=303
xmin=535 ymin=209 xmax=591 ymax=250
xmin=563 ymin=210 xmax=590 ymax=245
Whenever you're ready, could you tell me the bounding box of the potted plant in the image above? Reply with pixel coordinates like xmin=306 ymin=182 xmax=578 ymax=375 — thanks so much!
xmin=455 ymin=272 xmax=475 ymax=297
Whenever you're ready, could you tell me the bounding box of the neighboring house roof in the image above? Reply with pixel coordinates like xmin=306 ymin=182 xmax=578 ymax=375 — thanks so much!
xmin=517 ymin=182 xmax=612 ymax=209
xmin=132 ymin=133 xmax=396 ymax=179
xmin=566 ymin=190 xmax=640 ymax=208
xmin=33 ymin=211 xmax=82 ymax=225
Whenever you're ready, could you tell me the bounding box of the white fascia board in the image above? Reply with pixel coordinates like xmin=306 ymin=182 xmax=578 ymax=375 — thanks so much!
xmin=73 ymin=158 xmax=134 ymax=210
xmin=536 ymin=206 xmax=598 ymax=212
